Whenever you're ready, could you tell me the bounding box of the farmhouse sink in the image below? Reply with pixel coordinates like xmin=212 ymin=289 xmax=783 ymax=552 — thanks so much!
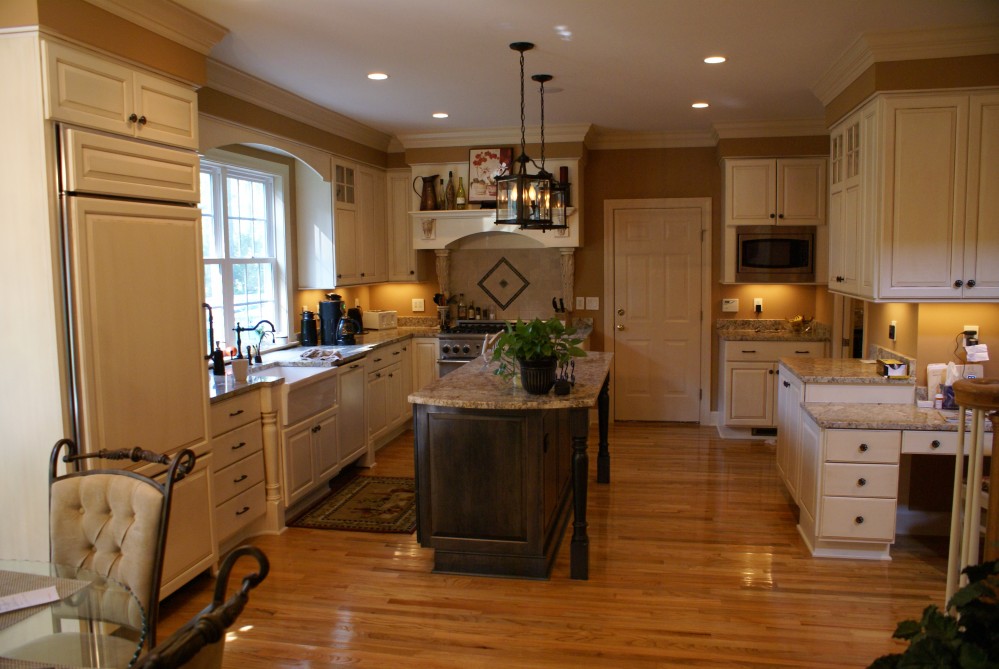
xmin=252 ymin=364 xmax=339 ymax=425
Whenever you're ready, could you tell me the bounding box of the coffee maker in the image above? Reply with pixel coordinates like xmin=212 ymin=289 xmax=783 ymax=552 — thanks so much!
xmin=319 ymin=293 xmax=343 ymax=346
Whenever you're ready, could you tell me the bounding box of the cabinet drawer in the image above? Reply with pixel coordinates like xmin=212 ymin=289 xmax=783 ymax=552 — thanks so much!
xmin=212 ymin=420 xmax=263 ymax=471
xmin=825 ymin=429 xmax=900 ymax=463
xmin=215 ymin=481 xmax=265 ymax=541
xmin=819 ymin=497 xmax=896 ymax=541
xmin=211 ymin=393 xmax=261 ymax=437
xmin=822 ymin=463 xmax=899 ymax=497
xmin=901 ymin=430 xmax=993 ymax=456
xmin=213 ymin=449 xmax=264 ymax=504
xmin=368 ymin=342 xmax=403 ymax=372
xmin=725 ymin=341 xmax=824 ymax=362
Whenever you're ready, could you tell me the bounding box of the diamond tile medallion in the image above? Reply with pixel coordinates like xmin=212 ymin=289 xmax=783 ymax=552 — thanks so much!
xmin=477 ymin=257 xmax=530 ymax=310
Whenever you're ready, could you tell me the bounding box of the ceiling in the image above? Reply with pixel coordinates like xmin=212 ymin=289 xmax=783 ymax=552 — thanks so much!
xmin=170 ymin=0 xmax=999 ymax=146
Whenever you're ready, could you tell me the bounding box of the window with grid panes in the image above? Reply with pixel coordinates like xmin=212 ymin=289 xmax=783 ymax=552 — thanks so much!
xmin=200 ymin=152 xmax=289 ymax=353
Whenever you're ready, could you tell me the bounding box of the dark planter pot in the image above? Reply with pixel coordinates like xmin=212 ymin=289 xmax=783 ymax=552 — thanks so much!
xmin=519 ymin=357 xmax=557 ymax=395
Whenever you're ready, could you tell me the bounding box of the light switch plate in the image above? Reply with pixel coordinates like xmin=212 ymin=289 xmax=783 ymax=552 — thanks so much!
xmin=722 ymin=298 xmax=739 ymax=313
xmin=575 ymin=296 xmax=585 ymax=310
xmin=412 ymin=298 xmax=425 ymax=312
xmin=585 ymin=297 xmax=599 ymax=310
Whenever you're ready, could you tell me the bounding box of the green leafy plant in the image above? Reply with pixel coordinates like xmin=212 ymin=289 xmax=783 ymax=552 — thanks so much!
xmin=489 ymin=317 xmax=585 ymax=381
xmin=868 ymin=559 xmax=999 ymax=669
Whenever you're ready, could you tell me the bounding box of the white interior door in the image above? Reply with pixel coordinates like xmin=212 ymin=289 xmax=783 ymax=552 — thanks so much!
xmin=607 ymin=200 xmax=706 ymax=422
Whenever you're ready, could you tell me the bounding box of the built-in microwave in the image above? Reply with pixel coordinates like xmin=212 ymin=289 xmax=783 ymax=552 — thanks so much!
xmin=735 ymin=225 xmax=815 ymax=283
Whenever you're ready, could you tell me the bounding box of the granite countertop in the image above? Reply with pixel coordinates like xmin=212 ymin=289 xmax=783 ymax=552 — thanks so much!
xmin=803 ymin=403 xmax=994 ymax=432
xmin=409 ymin=352 xmax=613 ymax=410
xmin=716 ymin=318 xmax=829 ymax=342
xmin=780 ymin=357 xmax=915 ymax=385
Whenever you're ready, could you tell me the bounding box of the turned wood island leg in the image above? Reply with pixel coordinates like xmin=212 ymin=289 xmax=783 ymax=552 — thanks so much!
xmin=597 ymin=377 xmax=610 ymax=484
xmin=570 ymin=407 xmax=589 ymax=580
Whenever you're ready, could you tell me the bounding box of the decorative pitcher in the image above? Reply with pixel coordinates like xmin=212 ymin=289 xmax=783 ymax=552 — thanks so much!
xmin=413 ymin=175 xmax=439 ymax=211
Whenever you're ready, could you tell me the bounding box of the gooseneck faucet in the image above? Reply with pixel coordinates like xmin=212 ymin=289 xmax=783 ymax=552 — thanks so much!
xmin=234 ymin=320 xmax=277 ymax=363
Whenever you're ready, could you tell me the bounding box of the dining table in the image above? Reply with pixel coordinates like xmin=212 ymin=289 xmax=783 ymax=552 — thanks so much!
xmin=0 ymin=560 xmax=146 ymax=669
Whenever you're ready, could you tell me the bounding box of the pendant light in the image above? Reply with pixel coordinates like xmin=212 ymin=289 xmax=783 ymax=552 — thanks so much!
xmin=522 ymin=72 xmax=568 ymax=232
xmin=495 ymin=42 xmax=557 ymax=230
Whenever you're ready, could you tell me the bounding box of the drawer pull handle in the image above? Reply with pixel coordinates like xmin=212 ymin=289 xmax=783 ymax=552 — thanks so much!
xmin=374 ymin=357 xmax=382 ymax=362
xmin=231 ymin=441 xmax=246 ymax=450
xmin=229 ymin=409 xmax=245 ymax=417
xmin=931 ymin=440 xmax=941 ymax=449
xmin=794 ymin=350 xmax=809 ymax=354
xmin=857 ymin=478 xmax=867 ymax=487
xmin=855 ymin=516 xmax=865 ymax=524
xmin=393 ymin=351 xmax=400 ymax=356
xmin=741 ymin=350 xmax=757 ymax=354
xmin=235 ymin=506 xmax=251 ymax=516
xmin=233 ymin=474 xmax=248 ymax=483
xmin=350 ymin=364 xmax=360 ymax=369
xmin=858 ymin=443 xmax=869 ymax=452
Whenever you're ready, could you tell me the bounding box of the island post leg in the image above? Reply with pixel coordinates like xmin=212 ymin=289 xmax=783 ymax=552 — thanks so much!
xmin=597 ymin=376 xmax=610 ymax=484
xmin=569 ymin=408 xmax=589 ymax=580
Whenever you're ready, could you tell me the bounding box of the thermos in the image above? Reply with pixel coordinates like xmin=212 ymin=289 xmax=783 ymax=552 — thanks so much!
xmin=300 ymin=308 xmax=318 ymax=346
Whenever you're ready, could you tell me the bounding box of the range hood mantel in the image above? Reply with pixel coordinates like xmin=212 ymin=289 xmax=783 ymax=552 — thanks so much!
xmin=411 ymin=208 xmax=580 ymax=250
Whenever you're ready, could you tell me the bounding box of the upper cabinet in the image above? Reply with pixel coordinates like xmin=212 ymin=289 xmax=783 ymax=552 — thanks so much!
xmin=827 ymin=90 xmax=999 ymax=301
xmin=387 ymin=170 xmax=432 ymax=281
xmin=724 ymin=158 xmax=826 ymax=227
xmin=42 ymin=40 xmax=198 ymax=150
xmin=332 ymin=161 xmax=387 ymax=286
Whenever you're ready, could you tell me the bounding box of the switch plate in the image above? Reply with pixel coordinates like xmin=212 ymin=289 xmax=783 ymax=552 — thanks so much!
xmin=412 ymin=298 xmax=425 ymax=312
xmin=585 ymin=296 xmax=599 ymax=310
xmin=889 ymin=320 xmax=897 ymax=341
xmin=722 ymin=298 xmax=739 ymax=313
xmin=576 ymin=296 xmax=585 ymax=310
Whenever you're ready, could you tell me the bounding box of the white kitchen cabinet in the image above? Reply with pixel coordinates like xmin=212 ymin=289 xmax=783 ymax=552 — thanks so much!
xmin=411 ymin=337 xmax=439 ymax=392
xmin=827 ymin=89 xmax=999 ymax=301
xmin=366 ymin=342 xmax=410 ymax=449
xmin=42 ymin=40 xmax=198 ymax=150
xmin=210 ymin=393 xmax=266 ymax=544
xmin=776 ymin=368 xmax=804 ymax=500
xmin=337 ymin=359 xmax=368 ymax=465
xmin=157 ymin=448 xmax=216 ymax=599
xmin=296 ymin=161 xmax=335 ymax=289
xmin=723 ymin=158 xmax=826 ymax=227
xmin=387 ymin=170 xmax=432 ymax=282
xmin=720 ymin=340 xmax=825 ymax=429
xmin=333 ymin=161 xmax=387 ymax=285
xmin=282 ymin=406 xmax=338 ymax=508
xmin=827 ymin=104 xmax=872 ymax=295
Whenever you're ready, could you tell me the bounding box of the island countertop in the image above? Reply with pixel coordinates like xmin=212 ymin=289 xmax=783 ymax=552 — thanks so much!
xmin=409 ymin=352 xmax=613 ymax=410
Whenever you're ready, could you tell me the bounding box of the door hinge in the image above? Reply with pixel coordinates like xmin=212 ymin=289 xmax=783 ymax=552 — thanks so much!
xmin=699 ymin=388 xmax=702 ymax=400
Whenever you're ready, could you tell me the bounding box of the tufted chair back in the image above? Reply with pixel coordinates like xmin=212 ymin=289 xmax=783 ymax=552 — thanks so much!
xmin=49 ymin=438 xmax=196 ymax=649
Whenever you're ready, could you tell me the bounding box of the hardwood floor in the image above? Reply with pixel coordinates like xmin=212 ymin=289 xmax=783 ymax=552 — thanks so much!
xmin=158 ymin=423 xmax=947 ymax=668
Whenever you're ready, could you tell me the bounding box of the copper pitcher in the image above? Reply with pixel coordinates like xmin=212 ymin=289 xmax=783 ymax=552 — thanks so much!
xmin=413 ymin=175 xmax=439 ymax=211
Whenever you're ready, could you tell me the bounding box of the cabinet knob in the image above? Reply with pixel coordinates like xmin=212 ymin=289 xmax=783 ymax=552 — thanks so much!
xmin=931 ymin=440 xmax=941 ymax=449
xmin=855 ymin=516 xmax=865 ymax=524
xmin=128 ymin=113 xmax=138 ymax=123
xmin=836 ymin=276 xmax=845 ymax=283
xmin=858 ymin=443 xmax=869 ymax=452
xmin=967 ymin=279 xmax=976 ymax=288
xmin=954 ymin=279 xmax=964 ymax=288
xmin=616 ymin=324 xmax=624 ymax=330
xmin=777 ymin=213 xmax=784 ymax=219
xmin=617 ymin=308 xmax=625 ymax=316
xmin=783 ymin=380 xmax=790 ymax=388
xmin=360 ymin=272 xmax=365 ymax=277
xmin=857 ymin=478 xmax=867 ymax=487
xmin=137 ymin=115 xmax=147 ymax=126
xmin=410 ymin=270 xmax=415 ymax=275
xmin=768 ymin=369 xmax=774 ymax=375
xmin=769 ymin=213 xmax=776 ymax=219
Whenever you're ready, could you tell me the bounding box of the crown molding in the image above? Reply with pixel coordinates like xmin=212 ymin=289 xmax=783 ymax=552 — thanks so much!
xmin=712 ymin=118 xmax=829 ymax=139
xmin=82 ymin=0 xmax=227 ymax=55
xmin=586 ymin=128 xmax=717 ymax=150
xmin=396 ymin=123 xmax=592 ymax=150
xmin=205 ymin=59 xmax=394 ymax=153
xmin=813 ymin=23 xmax=999 ymax=106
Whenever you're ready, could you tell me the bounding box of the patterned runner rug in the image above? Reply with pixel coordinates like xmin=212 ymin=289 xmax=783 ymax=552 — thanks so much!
xmin=290 ymin=475 xmax=416 ymax=533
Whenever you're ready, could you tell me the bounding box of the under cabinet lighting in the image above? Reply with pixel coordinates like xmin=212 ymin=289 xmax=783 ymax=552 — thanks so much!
xmin=704 ymin=56 xmax=726 ymax=64
xmin=367 ymin=72 xmax=389 ymax=80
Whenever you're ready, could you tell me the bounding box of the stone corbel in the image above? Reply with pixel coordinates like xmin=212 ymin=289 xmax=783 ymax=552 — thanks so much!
xmin=559 ymin=248 xmax=575 ymax=313
xmin=435 ymin=249 xmax=450 ymax=297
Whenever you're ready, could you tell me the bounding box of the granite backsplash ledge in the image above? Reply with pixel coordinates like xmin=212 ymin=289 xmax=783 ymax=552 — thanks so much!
xmin=715 ymin=318 xmax=830 ymax=341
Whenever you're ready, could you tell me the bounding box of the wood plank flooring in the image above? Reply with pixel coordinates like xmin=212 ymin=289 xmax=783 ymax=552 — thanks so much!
xmin=157 ymin=424 xmax=947 ymax=668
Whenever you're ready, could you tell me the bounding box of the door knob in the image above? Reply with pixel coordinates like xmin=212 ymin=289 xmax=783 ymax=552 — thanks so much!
xmin=617 ymin=308 xmax=625 ymax=316
xmin=616 ymin=324 xmax=624 ymax=330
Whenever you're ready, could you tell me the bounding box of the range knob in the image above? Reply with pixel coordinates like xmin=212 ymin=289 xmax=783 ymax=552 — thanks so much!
xmin=441 ymin=344 xmax=451 ymax=354
xmin=461 ymin=345 xmax=471 ymax=354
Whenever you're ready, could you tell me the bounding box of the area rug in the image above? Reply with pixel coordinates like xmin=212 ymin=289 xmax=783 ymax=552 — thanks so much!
xmin=290 ymin=475 xmax=416 ymax=533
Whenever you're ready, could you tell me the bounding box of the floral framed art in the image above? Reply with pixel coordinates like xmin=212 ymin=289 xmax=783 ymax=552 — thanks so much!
xmin=468 ymin=148 xmax=513 ymax=204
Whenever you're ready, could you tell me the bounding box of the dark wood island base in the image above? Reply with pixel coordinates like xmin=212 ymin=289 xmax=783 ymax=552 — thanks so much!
xmin=409 ymin=354 xmax=612 ymax=580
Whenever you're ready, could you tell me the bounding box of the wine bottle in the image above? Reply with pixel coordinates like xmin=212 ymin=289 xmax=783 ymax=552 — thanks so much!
xmin=445 ymin=171 xmax=456 ymax=210
xmin=457 ymin=293 xmax=466 ymax=320
xmin=437 ymin=178 xmax=446 ymax=210
xmin=456 ymin=177 xmax=467 ymax=209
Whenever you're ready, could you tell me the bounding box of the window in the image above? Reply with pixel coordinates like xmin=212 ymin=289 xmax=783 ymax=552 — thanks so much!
xmin=200 ymin=150 xmax=290 ymax=352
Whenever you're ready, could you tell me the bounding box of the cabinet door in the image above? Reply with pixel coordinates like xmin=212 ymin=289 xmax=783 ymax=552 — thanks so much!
xmin=357 ymin=165 xmax=387 ymax=283
xmin=386 ymin=362 xmax=408 ymax=427
xmin=132 ymin=71 xmax=198 ymax=150
xmin=776 ymin=371 xmax=802 ymax=498
xmin=724 ymin=362 xmax=775 ymax=426
xmin=777 ymin=158 xmax=826 ymax=225
xmin=964 ymin=92 xmax=999 ymax=299
xmin=367 ymin=369 xmax=389 ymax=438
xmin=43 ymin=41 xmax=133 ymax=136
xmin=388 ymin=171 xmax=418 ymax=281
xmin=314 ymin=411 xmax=339 ymax=481
xmin=295 ymin=162 xmax=336 ymax=289
xmin=282 ymin=423 xmax=316 ymax=506
xmin=725 ymin=159 xmax=777 ymax=226
xmin=67 ymin=197 xmax=207 ymax=455
xmin=160 ymin=453 xmax=216 ymax=598
xmin=798 ymin=415 xmax=821 ymax=526
xmin=879 ymin=94 xmax=969 ymax=299
xmin=333 ymin=205 xmax=360 ymax=285
xmin=337 ymin=362 xmax=367 ymax=463
xmin=412 ymin=338 xmax=439 ymax=391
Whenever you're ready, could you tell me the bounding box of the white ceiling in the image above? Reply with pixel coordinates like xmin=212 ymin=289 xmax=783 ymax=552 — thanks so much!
xmin=170 ymin=0 xmax=999 ymax=146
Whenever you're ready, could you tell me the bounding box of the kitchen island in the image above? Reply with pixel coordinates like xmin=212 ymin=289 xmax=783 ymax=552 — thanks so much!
xmin=408 ymin=352 xmax=612 ymax=579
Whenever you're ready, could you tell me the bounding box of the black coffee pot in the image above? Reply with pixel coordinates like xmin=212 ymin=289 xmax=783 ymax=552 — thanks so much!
xmin=319 ymin=293 xmax=343 ymax=345
xmin=335 ymin=315 xmax=361 ymax=345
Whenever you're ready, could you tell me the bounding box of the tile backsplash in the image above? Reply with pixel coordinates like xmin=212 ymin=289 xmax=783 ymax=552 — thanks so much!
xmin=448 ymin=248 xmax=564 ymax=320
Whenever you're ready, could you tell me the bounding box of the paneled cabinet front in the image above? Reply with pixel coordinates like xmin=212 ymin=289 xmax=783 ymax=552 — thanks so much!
xmin=334 ymin=161 xmax=387 ymax=285
xmin=210 ymin=393 xmax=266 ymax=543
xmin=721 ymin=340 xmax=824 ymax=428
xmin=724 ymin=158 xmax=826 ymax=227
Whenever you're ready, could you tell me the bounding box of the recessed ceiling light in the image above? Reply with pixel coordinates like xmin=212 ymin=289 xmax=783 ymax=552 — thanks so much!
xmin=432 ymin=112 xmax=449 ymax=119
xmin=692 ymin=102 xmax=709 ymax=109
xmin=704 ymin=56 xmax=726 ymax=64
xmin=367 ymin=72 xmax=389 ymax=80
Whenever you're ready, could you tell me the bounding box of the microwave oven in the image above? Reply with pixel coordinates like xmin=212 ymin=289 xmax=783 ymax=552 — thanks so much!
xmin=735 ymin=225 xmax=815 ymax=283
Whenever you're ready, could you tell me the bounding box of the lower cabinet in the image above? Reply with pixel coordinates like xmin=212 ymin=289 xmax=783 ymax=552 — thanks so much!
xmin=282 ymin=406 xmax=338 ymax=508
xmin=367 ymin=342 xmax=411 ymax=448
xmin=776 ymin=369 xmax=804 ymax=499
xmin=337 ymin=360 xmax=367 ymax=464
xmin=159 ymin=448 xmax=216 ymax=598
xmin=412 ymin=337 xmax=439 ymax=391
xmin=211 ymin=394 xmax=266 ymax=544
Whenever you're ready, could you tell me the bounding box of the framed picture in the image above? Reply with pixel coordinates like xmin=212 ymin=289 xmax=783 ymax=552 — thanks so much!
xmin=468 ymin=148 xmax=513 ymax=204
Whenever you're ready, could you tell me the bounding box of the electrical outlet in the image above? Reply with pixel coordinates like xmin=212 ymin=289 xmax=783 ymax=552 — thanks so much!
xmin=962 ymin=324 xmax=980 ymax=347
xmin=888 ymin=320 xmax=897 ymax=341
xmin=585 ymin=296 xmax=599 ymax=310
xmin=753 ymin=298 xmax=763 ymax=314
xmin=722 ymin=298 xmax=739 ymax=313
xmin=412 ymin=298 xmax=425 ymax=312
xmin=575 ymin=296 xmax=585 ymax=310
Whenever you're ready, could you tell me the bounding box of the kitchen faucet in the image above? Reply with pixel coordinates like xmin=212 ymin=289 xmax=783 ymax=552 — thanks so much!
xmin=234 ymin=320 xmax=277 ymax=363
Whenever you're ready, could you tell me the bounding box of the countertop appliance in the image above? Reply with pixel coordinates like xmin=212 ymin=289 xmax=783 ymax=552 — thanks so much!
xmin=336 ymin=315 xmax=362 ymax=345
xmin=437 ymin=320 xmax=508 ymax=376
xmin=319 ymin=294 xmax=343 ymax=345
xmin=735 ymin=225 xmax=815 ymax=283
xmin=362 ymin=309 xmax=398 ymax=330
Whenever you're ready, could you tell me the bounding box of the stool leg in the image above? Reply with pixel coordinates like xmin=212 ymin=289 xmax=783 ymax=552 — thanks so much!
xmin=946 ymin=413 xmax=968 ymax=607
xmin=986 ymin=412 xmax=998 ymax=562
xmin=965 ymin=410 xmax=985 ymax=571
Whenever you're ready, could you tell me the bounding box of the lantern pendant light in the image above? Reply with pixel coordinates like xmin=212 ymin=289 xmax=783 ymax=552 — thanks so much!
xmin=494 ymin=42 xmax=557 ymax=230
xmin=522 ymin=72 xmax=568 ymax=232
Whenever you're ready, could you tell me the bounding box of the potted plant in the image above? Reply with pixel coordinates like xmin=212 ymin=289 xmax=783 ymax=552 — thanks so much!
xmin=868 ymin=559 xmax=999 ymax=669
xmin=489 ymin=317 xmax=586 ymax=394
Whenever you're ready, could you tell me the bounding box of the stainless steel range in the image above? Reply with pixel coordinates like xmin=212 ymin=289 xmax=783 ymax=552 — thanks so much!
xmin=436 ymin=320 xmax=508 ymax=376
